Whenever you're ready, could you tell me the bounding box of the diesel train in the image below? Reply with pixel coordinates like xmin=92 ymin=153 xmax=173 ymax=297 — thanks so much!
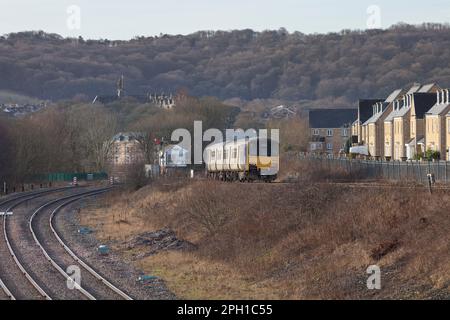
xmin=204 ymin=137 xmax=279 ymax=182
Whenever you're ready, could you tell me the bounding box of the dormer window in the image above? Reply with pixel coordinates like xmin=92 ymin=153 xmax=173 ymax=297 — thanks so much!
xmin=327 ymin=129 xmax=333 ymax=137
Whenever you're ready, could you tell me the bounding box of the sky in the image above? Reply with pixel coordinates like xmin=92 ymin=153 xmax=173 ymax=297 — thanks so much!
xmin=1 ymin=0 xmax=449 ymax=39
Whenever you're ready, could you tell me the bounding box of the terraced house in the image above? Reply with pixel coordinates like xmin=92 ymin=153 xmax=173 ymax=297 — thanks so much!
xmin=382 ymin=83 xmax=439 ymax=160
xmin=361 ymin=89 xmax=403 ymax=158
xmin=406 ymin=85 xmax=440 ymax=159
xmin=309 ymin=109 xmax=357 ymax=154
xmin=425 ymin=89 xmax=450 ymax=160
xmin=352 ymin=99 xmax=384 ymax=145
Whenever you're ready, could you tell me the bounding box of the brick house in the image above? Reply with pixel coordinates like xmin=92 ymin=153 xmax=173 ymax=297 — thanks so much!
xmin=108 ymin=132 xmax=146 ymax=180
xmin=383 ymin=83 xmax=438 ymax=160
xmin=361 ymin=88 xmax=403 ymax=158
xmin=309 ymin=109 xmax=357 ymax=155
xmin=425 ymin=89 xmax=450 ymax=160
xmin=352 ymin=99 xmax=384 ymax=145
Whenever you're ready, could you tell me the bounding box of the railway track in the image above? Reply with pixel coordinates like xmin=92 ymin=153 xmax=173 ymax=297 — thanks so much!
xmin=30 ymin=189 xmax=133 ymax=300
xmin=0 ymin=187 xmax=74 ymax=300
xmin=0 ymin=186 xmax=132 ymax=300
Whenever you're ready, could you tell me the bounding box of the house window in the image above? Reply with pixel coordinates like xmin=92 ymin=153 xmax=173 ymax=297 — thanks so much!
xmin=342 ymin=128 xmax=348 ymax=137
xmin=312 ymin=129 xmax=319 ymax=135
xmin=327 ymin=129 xmax=333 ymax=137
xmin=327 ymin=143 xmax=333 ymax=150
xmin=167 ymin=153 xmax=172 ymax=163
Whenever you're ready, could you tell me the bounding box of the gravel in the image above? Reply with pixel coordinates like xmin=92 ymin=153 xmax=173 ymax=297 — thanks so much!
xmin=54 ymin=196 xmax=176 ymax=300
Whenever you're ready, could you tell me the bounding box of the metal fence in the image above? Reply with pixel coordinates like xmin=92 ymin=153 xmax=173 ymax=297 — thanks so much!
xmin=300 ymin=153 xmax=450 ymax=184
xmin=29 ymin=172 xmax=108 ymax=182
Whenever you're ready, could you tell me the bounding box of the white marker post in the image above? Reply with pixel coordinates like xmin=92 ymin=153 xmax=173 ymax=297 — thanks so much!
xmin=0 ymin=212 xmax=13 ymax=216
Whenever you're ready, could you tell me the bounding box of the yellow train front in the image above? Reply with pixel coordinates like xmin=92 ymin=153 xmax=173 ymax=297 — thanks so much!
xmin=205 ymin=137 xmax=279 ymax=182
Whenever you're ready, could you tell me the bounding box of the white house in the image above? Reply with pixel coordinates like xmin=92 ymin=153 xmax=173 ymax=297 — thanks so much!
xmin=159 ymin=145 xmax=189 ymax=168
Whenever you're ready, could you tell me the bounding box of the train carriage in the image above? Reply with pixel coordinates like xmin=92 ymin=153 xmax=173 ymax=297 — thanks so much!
xmin=205 ymin=137 xmax=279 ymax=182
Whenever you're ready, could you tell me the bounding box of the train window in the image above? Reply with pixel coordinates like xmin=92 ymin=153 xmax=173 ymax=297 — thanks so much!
xmin=224 ymin=149 xmax=228 ymax=160
xmin=211 ymin=151 xmax=215 ymax=159
xmin=257 ymin=139 xmax=271 ymax=157
xmin=232 ymin=148 xmax=237 ymax=159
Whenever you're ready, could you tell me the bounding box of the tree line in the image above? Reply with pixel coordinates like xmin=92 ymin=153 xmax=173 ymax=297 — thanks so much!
xmin=0 ymin=96 xmax=238 ymax=184
xmin=1 ymin=23 xmax=450 ymax=104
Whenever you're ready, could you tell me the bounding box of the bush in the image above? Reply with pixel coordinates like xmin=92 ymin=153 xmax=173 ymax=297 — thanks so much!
xmin=424 ymin=149 xmax=440 ymax=161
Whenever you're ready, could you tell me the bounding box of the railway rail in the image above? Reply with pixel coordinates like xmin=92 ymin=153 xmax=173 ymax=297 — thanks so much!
xmin=0 ymin=187 xmax=73 ymax=300
xmin=30 ymin=189 xmax=133 ymax=300
xmin=0 ymin=186 xmax=132 ymax=300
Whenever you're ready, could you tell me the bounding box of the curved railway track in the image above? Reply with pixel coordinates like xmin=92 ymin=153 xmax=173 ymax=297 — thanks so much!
xmin=0 ymin=187 xmax=73 ymax=300
xmin=30 ymin=189 xmax=133 ymax=300
xmin=0 ymin=186 xmax=133 ymax=300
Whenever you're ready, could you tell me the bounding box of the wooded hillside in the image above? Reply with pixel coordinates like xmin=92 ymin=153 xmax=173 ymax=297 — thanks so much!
xmin=1 ymin=23 xmax=450 ymax=102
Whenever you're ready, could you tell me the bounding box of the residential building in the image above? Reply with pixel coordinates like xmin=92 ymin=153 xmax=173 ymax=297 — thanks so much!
xmin=362 ymin=89 xmax=403 ymax=158
xmin=446 ymin=112 xmax=450 ymax=160
xmin=383 ymin=83 xmax=438 ymax=160
xmin=107 ymin=132 xmax=146 ymax=181
xmin=406 ymin=86 xmax=440 ymax=159
xmin=425 ymin=89 xmax=450 ymax=160
xmin=352 ymin=99 xmax=384 ymax=145
xmin=309 ymin=109 xmax=357 ymax=154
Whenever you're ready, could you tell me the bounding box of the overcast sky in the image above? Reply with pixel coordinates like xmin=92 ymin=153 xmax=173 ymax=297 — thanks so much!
xmin=1 ymin=0 xmax=449 ymax=39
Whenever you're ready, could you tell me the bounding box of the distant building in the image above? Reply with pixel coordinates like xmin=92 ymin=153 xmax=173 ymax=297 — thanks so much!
xmin=351 ymin=99 xmax=384 ymax=145
xmin=425 ymin=89 xmax=450 ymax=160
xmin=308 ymin=108 xmax=357 ymax=154
xmin=363 ymin=88 xmax=404 ymax=158
xmin=107 ymin=132 xmax=146 ymax=180
xmin=149 ymin=93 xmax=176 ymax=109
xmin=269 ymin=105 xmax=297 ymax=119
xmin=159 ymin=144 xmax=189 ymax=169
xmin=0 ymin=103 xmax=47 ymax=117
xmin=92 ymin=75 xmax=176 ymax=108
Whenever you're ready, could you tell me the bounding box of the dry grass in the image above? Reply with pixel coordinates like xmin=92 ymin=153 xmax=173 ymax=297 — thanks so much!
xmin=80 ymin=178 xmax=449 ymax=300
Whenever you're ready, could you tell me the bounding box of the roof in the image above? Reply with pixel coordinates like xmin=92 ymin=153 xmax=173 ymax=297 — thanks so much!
xmin=418 ymin=83 xmax=438 ymax=93
xmin=385 ymin=89 xmax=403 ymax=103
xmin=364 ymin=102 xmax=389 ymax=125
xmin=112 ymin=132 xmax=144 ymax=142
xmin=395 ymin=106 xmax=411 ymax=118
xmin=385 ymin=101 xmax=404 ymax=122
xmin=163 ymin=144 xmax=188 ymax=152
xmin=309 ymin=108 xmax=357 ymax=128
xmin=406 ymin=84 xmax=422 ymax=95
xmin=412 ymin=93 xmax=438 ymax=118
xmin=358 ymin=99 xmax=383 ymax=124
xmin=426 ymin=103 xmax=450 ymax=116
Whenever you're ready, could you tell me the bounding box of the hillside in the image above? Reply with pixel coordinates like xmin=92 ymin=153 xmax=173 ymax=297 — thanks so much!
xmin=1 ymin=24 xmax=450 ymax=103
